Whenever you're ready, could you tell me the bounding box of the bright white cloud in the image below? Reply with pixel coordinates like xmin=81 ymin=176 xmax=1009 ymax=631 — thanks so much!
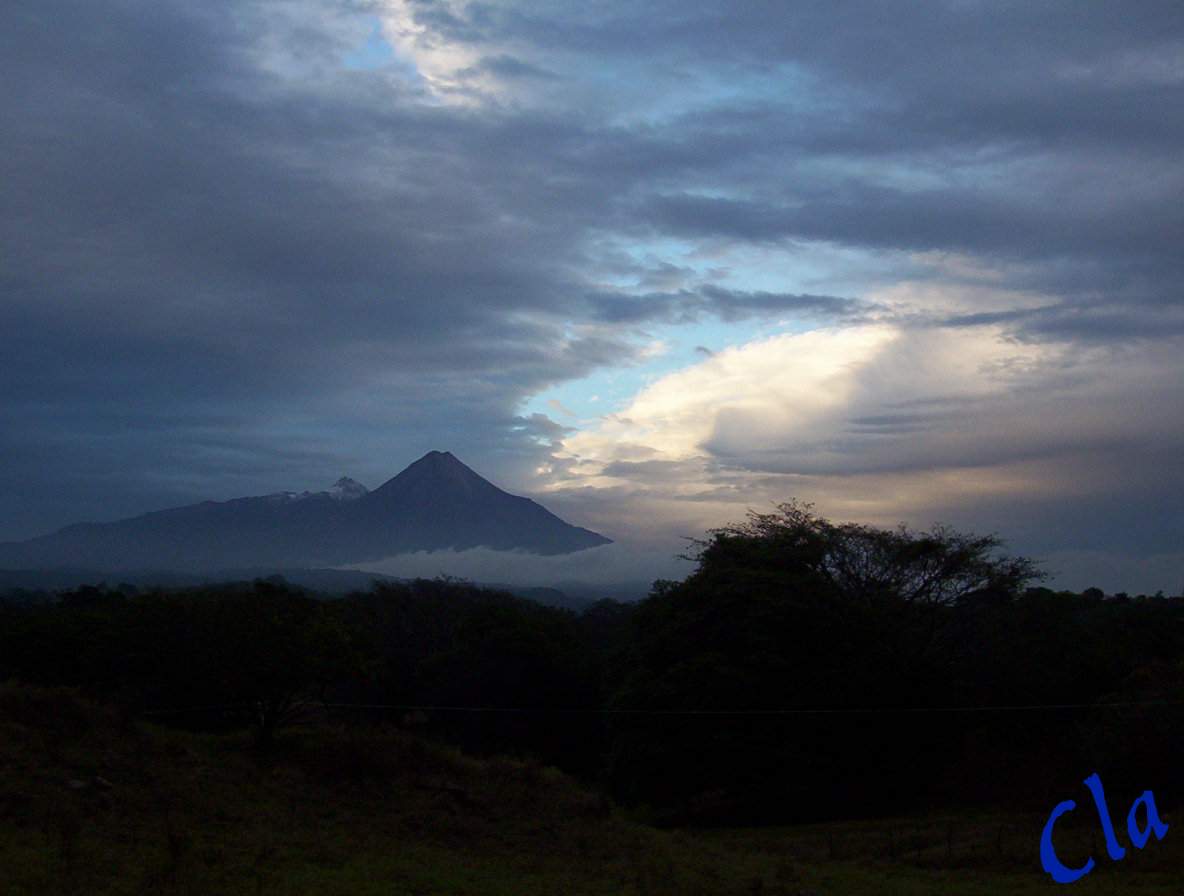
xmin=559 ymin=325 xmax=899 ymax=471
xmin=543 ymin=320 xmax=1184 ymax=562
xmin=377 ymin=0 xmax=488 ymax=99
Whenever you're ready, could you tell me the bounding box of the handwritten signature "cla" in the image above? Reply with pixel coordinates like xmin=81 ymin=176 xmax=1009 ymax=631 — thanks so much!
xmin=1041 ymin=772 xmax=1169 ymax=884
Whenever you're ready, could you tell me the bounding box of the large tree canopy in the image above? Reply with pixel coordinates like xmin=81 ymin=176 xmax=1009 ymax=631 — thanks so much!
xmin=610 ymin=503 xmax=1047 ymax=821
xmin=687 ymin=501 xmax=1042 ymax=607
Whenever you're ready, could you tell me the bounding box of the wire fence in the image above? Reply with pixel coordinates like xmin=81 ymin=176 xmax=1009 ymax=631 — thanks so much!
xmin=138 ymin=697 xmax=1184 ymax=718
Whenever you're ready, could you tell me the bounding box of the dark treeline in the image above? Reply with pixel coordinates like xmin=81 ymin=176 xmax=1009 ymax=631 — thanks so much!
xmin=2 ymin=502 xmax=1182 ymax=825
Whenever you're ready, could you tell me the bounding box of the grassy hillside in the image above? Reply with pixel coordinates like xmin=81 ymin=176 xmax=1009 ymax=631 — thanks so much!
xmin=4 ymin=684 xmax=1184 ymax=895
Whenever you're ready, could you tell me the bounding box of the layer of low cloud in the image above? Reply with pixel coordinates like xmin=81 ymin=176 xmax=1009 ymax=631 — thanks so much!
xmin=350 ymin=543 xmax=694 ymax=592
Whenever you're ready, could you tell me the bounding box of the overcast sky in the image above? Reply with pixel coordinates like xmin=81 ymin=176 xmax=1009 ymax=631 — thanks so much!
xmin=3 ymin=1 xmax=1182 ymax=592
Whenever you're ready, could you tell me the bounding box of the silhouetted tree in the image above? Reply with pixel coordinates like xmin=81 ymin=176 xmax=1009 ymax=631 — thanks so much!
xmin=608 ymin=502 xmax=1044 ymax=822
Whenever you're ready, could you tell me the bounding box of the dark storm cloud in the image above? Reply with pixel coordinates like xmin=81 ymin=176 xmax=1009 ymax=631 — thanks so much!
xmin=638 ymin=186 xmax=1184 ymax=265
xmin=585 ymin=286 xmax=869 ymax=325
xmin=460 ymin=0 xmax=1184 ymax=330
xmin=458 ymin=53 xmax=558 ymax=81
xmin=0 ymin=0 xmax=641 ymax=535
xmin=943 ymin=303 xmax=1184 ymax=343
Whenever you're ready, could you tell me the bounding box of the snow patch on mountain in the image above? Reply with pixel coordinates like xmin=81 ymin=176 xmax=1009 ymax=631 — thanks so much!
xmin=328 ymin=477 xmax=368 ymax=501
xmin=261 ymin=478 xmax=367 ymax=504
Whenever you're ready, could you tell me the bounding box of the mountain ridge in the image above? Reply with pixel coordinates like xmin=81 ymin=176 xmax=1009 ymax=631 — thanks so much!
xmin=0 ymin=452 xmax=610 ymax=572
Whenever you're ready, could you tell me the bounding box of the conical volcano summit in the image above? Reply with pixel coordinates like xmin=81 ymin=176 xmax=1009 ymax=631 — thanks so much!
xmin=0 ymin=452 xmax=610 ymax=573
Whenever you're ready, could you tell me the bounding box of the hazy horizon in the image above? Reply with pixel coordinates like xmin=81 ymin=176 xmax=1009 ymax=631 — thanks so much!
xmin=0 ymin=448 xmax=1171 ymax=596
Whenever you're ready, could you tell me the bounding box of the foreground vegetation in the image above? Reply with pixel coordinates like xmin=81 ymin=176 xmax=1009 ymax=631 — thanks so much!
xmin=4 ymin=684 xmax=1184 ymax=895
xmin=4 ymin=503 xmax=1184 ymax=891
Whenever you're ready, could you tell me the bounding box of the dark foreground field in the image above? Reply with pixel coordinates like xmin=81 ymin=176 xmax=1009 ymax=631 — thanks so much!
xmin=3 ymin=685 xmax=1181 ymax=896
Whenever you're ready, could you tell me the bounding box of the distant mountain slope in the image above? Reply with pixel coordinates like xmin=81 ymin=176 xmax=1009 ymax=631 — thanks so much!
xmin=0 ymin=451 xmax=610 ymax=572
xmin=0 ymin=567 xmax=603 ymax=612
